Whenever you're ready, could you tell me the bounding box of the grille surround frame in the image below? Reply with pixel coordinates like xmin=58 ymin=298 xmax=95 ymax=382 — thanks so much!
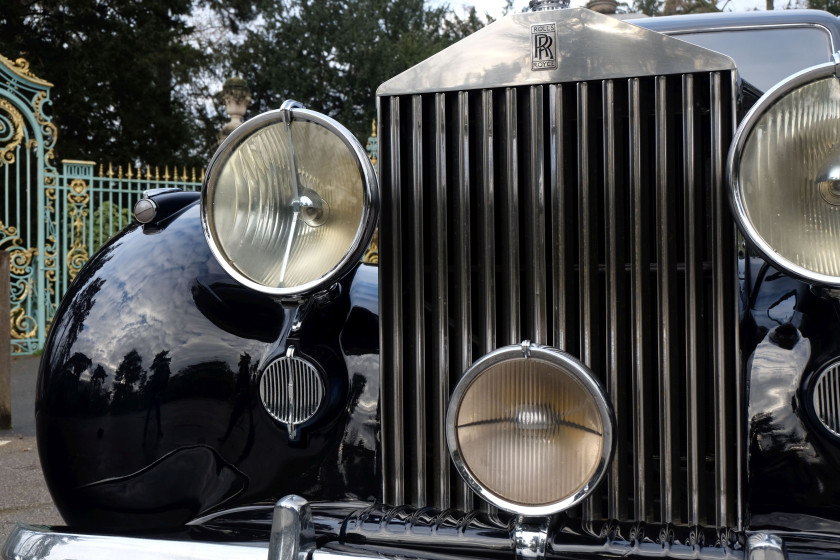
xmin=378 ymin=68 xmax=742 ymax=535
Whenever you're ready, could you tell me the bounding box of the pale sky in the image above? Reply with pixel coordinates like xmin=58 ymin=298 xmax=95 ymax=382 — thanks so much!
xmin=454 ymin=0 xmax=795 ymax=18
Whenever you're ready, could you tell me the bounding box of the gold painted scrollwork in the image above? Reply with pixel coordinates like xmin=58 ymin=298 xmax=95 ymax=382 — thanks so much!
xmin=66 ymin=179 xmax=90 ymax=281
xmin=44 ymin=187 xmax=57 ymax=296
xmin=0 ymin=55 xmax=53 ymax=87
xmin=1 ymin=220 xmax=38 ymax=342
xmin=0 ymin=98 xmax=25 ymax=167
xmin=32 ymin=91 xmax=58 ymax=165
xmin=363 ymin=228 xmax=379 ymax=265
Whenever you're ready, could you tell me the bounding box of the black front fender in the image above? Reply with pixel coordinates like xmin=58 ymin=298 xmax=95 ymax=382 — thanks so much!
xmin=37 ymin=201 xmax=380 ymax=531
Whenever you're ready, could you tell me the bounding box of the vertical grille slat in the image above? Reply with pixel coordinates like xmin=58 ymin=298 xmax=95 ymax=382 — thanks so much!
xmin=379 ymin=69 xmax=740 ymax=536
xmin=503 ymin=88 xmax=521 ymax=346
xmin=433 ymin=92 xmax=451 ymax=509
xmin=655 ymin=75 xmax=679 ymax=525
xmin=549 ymin=84 xmax=570 ymax=353
xmin=480 ymin=89 xmax=497 ymax=355
xmin=577 ymin=81 xmax=602 ymax=522
xmin=382 ymin=96 xmax=405 ymax=506
xmin=456 ymin=91 xmax=473 ymax=510
xmin=410 ymin=95 xmax=426 ymax=507
xmin=682 ymin=73 xmax=704 ymax=529
xmin=710 ymin=71 xmax=738 ymax=532
xmin=628 ymin=77 xmax=652 ymax=523
xmin=528 ymin=85 xmax=548 ymax=343
xmin=602 ymin=79 xmax=626 ymax=521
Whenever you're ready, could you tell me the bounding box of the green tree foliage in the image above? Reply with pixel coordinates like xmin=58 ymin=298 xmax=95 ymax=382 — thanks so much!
xmin=0 ymin=0 xmax=487 ymax=164
xmin=91 ymin=201 xmax=131 ymax=252
xmin=229 ymin=0 xmax=490 ymax=143
xmin=0 ymin=0 xmax=256 ymax=165
xmin=809 ymin=0 xmax=840 ymax=14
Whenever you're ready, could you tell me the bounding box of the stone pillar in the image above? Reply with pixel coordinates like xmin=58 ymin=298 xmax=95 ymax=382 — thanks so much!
xmin=218 ymin=78 xmax=252 ymax=145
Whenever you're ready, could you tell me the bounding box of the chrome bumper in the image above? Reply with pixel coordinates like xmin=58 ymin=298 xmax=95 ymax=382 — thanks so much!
xmin=2 ymin=496 xmax=384 ymax=560
xmin=0 ymin=495 xmax=801 ymax=560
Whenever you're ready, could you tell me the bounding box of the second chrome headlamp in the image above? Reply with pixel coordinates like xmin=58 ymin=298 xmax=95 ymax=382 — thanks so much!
xmin=446 ymin=342 xmax=615 ymax=516
xmin=201 ymin=100 xmax=379 ymax=297
xmin=729 ymin=61 xmax=840 ymax=285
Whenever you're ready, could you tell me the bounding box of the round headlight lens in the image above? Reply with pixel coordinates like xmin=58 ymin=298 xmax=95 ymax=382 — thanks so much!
xmin=446 ymin=342 xmax=614 ymax=516
xmin=202 ymin=102 xmax=378 ymax=296
xmin=730 ymin=63 xmax=840 ymax=284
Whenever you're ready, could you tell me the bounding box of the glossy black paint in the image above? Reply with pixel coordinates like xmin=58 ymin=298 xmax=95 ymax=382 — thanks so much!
xmin=742 ymin=253 xmax=840 ymax=532
xmin=36 ymin=201 xmax=380 ymax=532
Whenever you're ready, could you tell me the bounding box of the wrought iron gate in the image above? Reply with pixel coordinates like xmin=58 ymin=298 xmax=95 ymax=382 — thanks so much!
xmin=0 ymin=55 xmax=202 ymax=356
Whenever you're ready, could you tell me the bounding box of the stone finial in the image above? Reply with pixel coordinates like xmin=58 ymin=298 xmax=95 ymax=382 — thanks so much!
xmin=218 ymin=77 xmax=252 ymax=144
xmin=586 ymin=0 xmax=618 ymax=12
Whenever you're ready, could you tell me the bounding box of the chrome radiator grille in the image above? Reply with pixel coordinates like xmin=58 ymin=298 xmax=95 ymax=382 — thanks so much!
xmin=378 ymin=71 xmax=741 ymax=531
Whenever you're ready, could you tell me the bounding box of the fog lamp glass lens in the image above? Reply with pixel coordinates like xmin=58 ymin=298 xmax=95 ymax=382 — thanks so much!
xmin=206 ymin=116 xmax=366 ymax=292
xmin=738 ymin=75 xmax=840 ymax=279
xmin=452 ymin=351 xmax=607 ymax=511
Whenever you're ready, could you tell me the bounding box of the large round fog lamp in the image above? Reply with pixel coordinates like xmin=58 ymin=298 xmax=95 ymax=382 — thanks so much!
xmin=729 ymin=62 xmax=840 ymax=285
xmin=201 ymin=100 xmax=378 ymax=296
xmin=446 ymin=342 xmax=614 ymax=516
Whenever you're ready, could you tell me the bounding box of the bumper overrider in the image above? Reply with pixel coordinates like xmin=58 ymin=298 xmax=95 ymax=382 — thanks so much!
xmin=0 ymin=495 xmax=828 ymax=560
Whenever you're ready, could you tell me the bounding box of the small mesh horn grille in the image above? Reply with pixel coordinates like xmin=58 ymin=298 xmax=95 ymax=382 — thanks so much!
xmin=259 ymin=353 xmax=325 ymax=438
xmin=814 ymin=363 xmax=840 ymax=437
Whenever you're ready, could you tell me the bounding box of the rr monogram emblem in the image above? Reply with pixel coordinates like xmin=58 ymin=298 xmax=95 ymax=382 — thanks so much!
xmin=531 ymin=23 xmax=558 ymax=71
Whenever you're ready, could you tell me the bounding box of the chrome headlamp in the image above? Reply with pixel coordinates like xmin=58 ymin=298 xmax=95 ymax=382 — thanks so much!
xmin=729 ymin=61 xmax=840 ymax=285
xmin=201 ymin=100 xmax=379 ymax=297
xmin=446 ymin=342 xmax=615 ymax=516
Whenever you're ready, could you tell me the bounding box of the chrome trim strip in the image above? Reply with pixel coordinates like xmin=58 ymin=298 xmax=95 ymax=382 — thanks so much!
xmin=668 ymin=22 xmax=835 ymax=53
xmin=504 ymin=88 xmax=521 ymax=345
xmin=628 ymin=77 xmax=649 ymax=523
xmin=712 ymin=71 xmax=732 ymax=529
xmin=549 ymin=84 xmax=568 ymax=352
xmin=411 ymin=95 xmax=427 ymax=507
xmin=529 ymin=85 xmax=548 ymax=344
xmin=388 ymin=98 xmax=405 ymax=506
xmin=456 ymin=91 xmax=473 ymax=510
xmin=433 ymin=92 xmax=451 ymax=509
xmin=602 ymin=79 xmax=623 ymax=521
xmin=728 ymin=61 xmax=840 ymax=286
xmin=682 ymin=73 xmax=702 ymax=528
xmin=655 ymin=75 xmax=676 ymax=525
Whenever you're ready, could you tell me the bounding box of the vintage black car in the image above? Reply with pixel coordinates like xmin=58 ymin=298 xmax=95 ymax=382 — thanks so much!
xmin=5 ymin=2 xmax=840 ymax=559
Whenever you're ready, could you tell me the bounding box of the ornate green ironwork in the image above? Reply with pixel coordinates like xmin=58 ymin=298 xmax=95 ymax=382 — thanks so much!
xmin=1 ymin=54 xmax=203 ymax=355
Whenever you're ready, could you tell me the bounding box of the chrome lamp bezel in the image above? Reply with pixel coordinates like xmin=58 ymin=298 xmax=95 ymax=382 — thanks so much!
xmin=728 ymin=61 xmax=840 ymax=286
xmin=200 ymin=100 xmax=380 ymax=298
xmin=445 ymin=342 xmax=615 ymax=516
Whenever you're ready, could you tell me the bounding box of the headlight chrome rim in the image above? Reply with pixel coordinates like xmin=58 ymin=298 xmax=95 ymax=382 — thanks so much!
xmin=728 ymin=61 xmax=840 ymax=286
xmin=200 ymin=100 xmax=379 ymax=297
xmin=445 ymin=341 xmax=615 ymax=516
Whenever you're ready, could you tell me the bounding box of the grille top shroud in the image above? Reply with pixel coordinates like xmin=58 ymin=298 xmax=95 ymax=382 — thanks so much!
xmin=378 ymin=9 xmax=741 ymax=536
